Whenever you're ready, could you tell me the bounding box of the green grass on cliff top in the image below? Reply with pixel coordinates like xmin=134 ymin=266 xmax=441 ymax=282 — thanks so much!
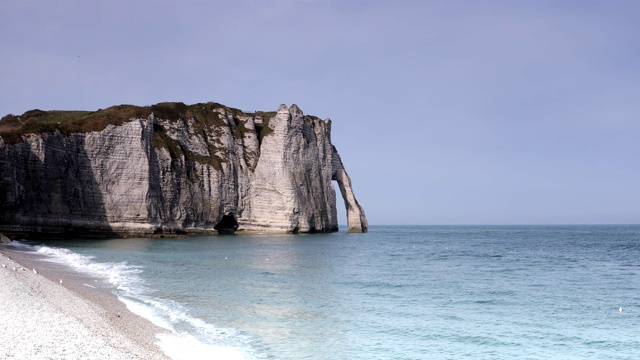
xmin=0 ymin=102 xmax=277 ymax=145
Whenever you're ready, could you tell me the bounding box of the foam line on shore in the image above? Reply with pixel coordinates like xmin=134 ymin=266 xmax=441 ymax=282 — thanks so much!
xmin=0 ymin=245 xmax=168 ymax=359
xmin=1 ymin=241 xmax=261 ymax=360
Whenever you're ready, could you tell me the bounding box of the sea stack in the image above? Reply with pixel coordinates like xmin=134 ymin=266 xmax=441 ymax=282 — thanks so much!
xmin=0 ymin=102 xmax=367 ymax=238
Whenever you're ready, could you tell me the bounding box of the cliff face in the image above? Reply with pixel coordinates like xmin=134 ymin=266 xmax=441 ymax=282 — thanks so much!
xmin=0 ymin=103 xmax=367 ymax=237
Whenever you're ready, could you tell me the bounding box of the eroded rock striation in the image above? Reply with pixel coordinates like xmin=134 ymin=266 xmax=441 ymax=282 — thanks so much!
xmin=0 ymin=102 xmax=367 ymax=238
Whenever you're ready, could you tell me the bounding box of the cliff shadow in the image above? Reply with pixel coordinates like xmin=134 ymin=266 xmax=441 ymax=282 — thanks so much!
xmin=0 ymin=133 xmax=116 ymax=239
xmin=144 ymin=121 xmax=168 ymax=231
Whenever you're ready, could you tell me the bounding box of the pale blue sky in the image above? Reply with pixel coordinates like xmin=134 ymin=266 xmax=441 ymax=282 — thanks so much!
xmin=1 ymin=0 xmax=638 ymax=225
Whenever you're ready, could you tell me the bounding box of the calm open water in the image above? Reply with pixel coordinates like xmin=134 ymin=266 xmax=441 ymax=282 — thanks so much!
xmin=14 ymin=225 xmax=640 ymax=359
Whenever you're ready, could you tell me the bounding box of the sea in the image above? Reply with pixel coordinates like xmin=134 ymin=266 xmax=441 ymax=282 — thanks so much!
xmin=8 ymin=225 xmax=640 ymax=359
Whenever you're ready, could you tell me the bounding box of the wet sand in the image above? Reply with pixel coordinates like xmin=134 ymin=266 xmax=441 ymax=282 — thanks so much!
xmin=0 ymin=243 xmax=169 ymax=359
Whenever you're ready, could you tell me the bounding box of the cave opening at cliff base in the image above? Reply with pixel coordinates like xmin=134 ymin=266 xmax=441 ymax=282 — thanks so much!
xmin=214 ymin=214 xmax=239 ymax=234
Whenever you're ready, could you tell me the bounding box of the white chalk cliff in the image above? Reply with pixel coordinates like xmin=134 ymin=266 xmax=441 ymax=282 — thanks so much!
xmin=0 ymin=103 xmax=367 ymax=237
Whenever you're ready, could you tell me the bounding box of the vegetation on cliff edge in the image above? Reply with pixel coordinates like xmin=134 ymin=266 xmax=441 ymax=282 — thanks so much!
xmin=0 ymin=102 xmax=276 ymax=147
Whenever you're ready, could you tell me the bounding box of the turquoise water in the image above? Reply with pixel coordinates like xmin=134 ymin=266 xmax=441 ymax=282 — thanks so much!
xmin=17 ymin=225 xmax=640 ymax=359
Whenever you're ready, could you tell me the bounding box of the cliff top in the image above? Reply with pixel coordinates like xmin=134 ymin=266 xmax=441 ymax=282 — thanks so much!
xmin=0 ymin=102 xmax=279 ymax=145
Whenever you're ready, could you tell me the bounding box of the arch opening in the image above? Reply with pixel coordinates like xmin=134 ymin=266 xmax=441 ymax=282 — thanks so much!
xmin=332 ymin=181 xmax=346 ymax=229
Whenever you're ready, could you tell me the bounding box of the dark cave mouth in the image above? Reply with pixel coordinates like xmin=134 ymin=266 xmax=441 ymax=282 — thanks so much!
xmin=214 ymin=214 xmax=239 ymax=234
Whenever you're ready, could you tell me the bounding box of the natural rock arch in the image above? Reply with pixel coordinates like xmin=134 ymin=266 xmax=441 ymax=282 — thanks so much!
xmin=332 ymin=146 xmax=368 ymax=233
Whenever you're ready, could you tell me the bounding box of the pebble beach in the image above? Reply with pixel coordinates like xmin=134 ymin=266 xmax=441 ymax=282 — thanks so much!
xmin=0 ymin=245 xmax=168 ymax=359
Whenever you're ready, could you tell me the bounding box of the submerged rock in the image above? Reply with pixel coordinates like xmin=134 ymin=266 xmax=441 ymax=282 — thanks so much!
xmin=0 ymin=233 xmax=10 ymax=244
xmin=0 ymin=102 xmax=367 ymax=238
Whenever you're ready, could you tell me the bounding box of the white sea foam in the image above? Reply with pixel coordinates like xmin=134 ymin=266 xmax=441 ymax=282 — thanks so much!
xmin=119 ymin=293 xmax=260 ymax=359
xmin=157 ymin=332 xmax=255 ymax=360
xmin=10 ymin=242 xmax=261 ymax=360
xmin=30 ymin=244 xmax=143 ymax=289
xmin=118 ymin=296 xmax=173 ymax=330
